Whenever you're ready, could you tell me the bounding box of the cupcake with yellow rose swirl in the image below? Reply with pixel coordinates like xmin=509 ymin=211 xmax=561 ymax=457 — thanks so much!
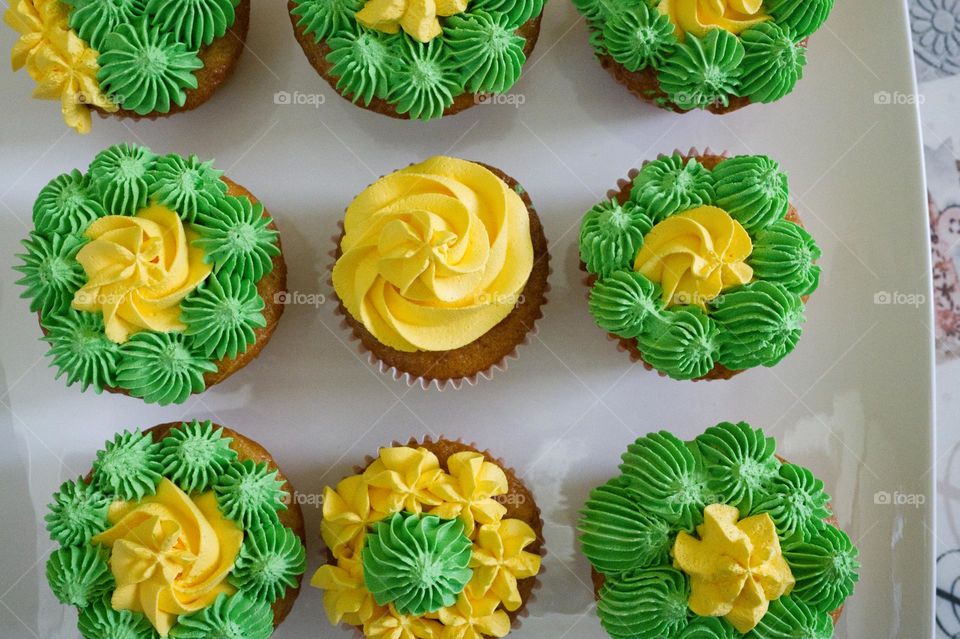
xmin=332 ymin=156 xmax=550 ymax=389
xmin=312 ymin=437 xmax=544 ymax=639
xmin=4 ymin=0 xmax=250 ymax=133
xmin=44 ymin=421 xmax=307 ymax=639
xmin=287 ymin=0 xmax=543 ymax=120
xmin=579 ymin=150 xmax=820 ymax=380
xmin=578 ymin=420 xmax=859 ymax=639
xmin=571 ymin=0 xmax=835 ymax=113
xmin=14 ymin=143 xmax=287 ymax=405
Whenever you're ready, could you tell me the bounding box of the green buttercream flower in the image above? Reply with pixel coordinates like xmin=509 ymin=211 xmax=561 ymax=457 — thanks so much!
xmin=637 ymin=306 xmax=719 ymax=381
xmin=748 ymin=595 xmax=833 ymax=639
xmin=41 ymin=310 xmax=120 ymax=393
xmin=46 ymin=546 xmax=114 ymax=608
xmin=445 ymin=11 xmax=526 ymax=94
xmin=170 ymin=593 xmax=274 ymax=639
xmin=66 ymin=0 xmax=147 ymax=51
xmin=602 ymin=3 xmax=675 ymax=72
xmin=362 ymin=512 xmax=473 ymax=615
xmin=215 ymin=459 xmax=288 ymax=529
xmin=229 ymin=524 xmax=306 ymax=603
xmin=33 ymin=169 xmax=106 ymax=236
xmin=387 ymin=37 xmax=462 ymax=121
xmin=711 ymin=280 xmax=805 ymax=371
xmin=469 ymin=0 xmax=544 ymax=29
xmin=326 ymin=27 xmax=394 ymax=106
xmin=695 ymin=421 xmax=778 ymax=513
xmin=753 ymin=463 xmax=831 ymax=539
xmin=749 ymin=219 xmax=821 ymax=297
xmin=677 ymin=617 xmax=737 ymax=639
xmin=712 ymin=155 xmax=789 ymax=233
xmin=146 ymin=0 xmax=239 ymax=49
xmin=589 ymin=271 xmax=664 ymax=340
xmin=87 ymin=143 xmax=157 ymax=217
xmin=116 ymin=332 xmax=217 ymax=406
xmin=739 ymin=22 xmax=806 ymax=104
xmin=783 ymin=525 xmax=860 ymax=613
xmin=149 ymin=153 xmax=228 ymax=223
xmin=97 ymin=19 xmax=204 ymax=116
xmin=78 ymin=597 xmax=158 ymax=639
xmin=291 ymin=0 xmax=365 ymax=43
xmin=180 ymin=273 xmax=267 ymax=360
xmin=579 ymin=198 xmax=652 ymax=276
xmin=159 ymin=420 xmax=238 ymax=492
xmin=14 ymin=232 xmax=86 ymax=317
xmin=620 ymin=431 xmax=708 ymax=530
xmin=193 ymin=195 xmax=280 ymax=281
xmin=597 ymin=567 xmax=689 ymax=639
xmin=657 ymin=29 xmax=744 ymax=111
xmin=570 ymin=0 xmax=628 ymax=25
xmin=44 ymin=478 xmax=110 ymax=546
xmin=92 ymin=429 xmax=163 ymax=500
xmin=630 ymin=155 xmax=715 ymax=222
xmin=765 ymin=0 xmax=835 ymax=40
xmin=579 ymin=477 xmax=673 ymax=574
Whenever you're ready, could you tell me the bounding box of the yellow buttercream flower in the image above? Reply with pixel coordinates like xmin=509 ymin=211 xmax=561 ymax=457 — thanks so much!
xmin=634 ymin=205 xmax=753 ymax=308
xmin=91 ymin=479 xmax=242 ymax=636
xmin=311 ymin=556 xmax=380 ymax=626
xmin=355 ymin=0 xmax=468 ymax=42
xmin=429 ymin=452 xmax=508 ymax=535
xmin=321 ymin=474 xmax=386 ymax=559
xmin=672 ymin=504 xmax=795 ymax=633
xmin=4 ymin=0 xmax=117 ymax=133
xmin=437 ymin=593 xmax=510 ymax=639
xmin=363 ymin=447 xmax=445 ymax=515
xmin=72 ymin=204 xmax=213 ymax=344
xmin=364 ymin=604 xmax=444 ymax=639
xmin=468 ymin=519 xmax=540 ymax=612
xmin=659 ymin=0 xmax=769 ymax=40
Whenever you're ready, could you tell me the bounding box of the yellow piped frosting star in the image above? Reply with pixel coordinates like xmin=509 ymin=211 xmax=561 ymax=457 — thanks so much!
xmin=364 ymin=604 xmax=443 ymax=639
xmin=322 ymin=474 xmax=387 ymax=560
xmin=468 ymin=520 xmax=541 ymax=611
xmin=311 ymin=556 xmax=378 ymax=626
xmin=429 ymin=452 xmax=509 ymax=534
xmin=355 ymin=0 xmax=469 ymax=42
xmin=364 ymin=446 xmax=446 ymax=515
xmin=672 ymin=504 xmax=795 ymax=633
xmin=437 ymin=593 xmax=511 ymax=639
xmin=658 ymin=0 xmax=769 ymax=40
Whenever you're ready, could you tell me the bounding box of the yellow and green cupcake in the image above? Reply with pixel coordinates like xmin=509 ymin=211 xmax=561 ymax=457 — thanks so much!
xmin=579 ymin=420 xmax=859 ymax=638
xmin=44 ymin=422 xmax=306 ymax=639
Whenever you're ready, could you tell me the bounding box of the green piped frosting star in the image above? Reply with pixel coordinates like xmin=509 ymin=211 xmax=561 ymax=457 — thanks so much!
xmin=66 ymin=0 xmax=147 ymax=50
xmin=579 ymin=198 xmax=652 ymax=276
xmin=14 ymin=232 xmax=86 ymax=317
xmin=588 ymin=270 xmax=664 ymax=340
xmin=291 ymin=0 xmax=365 ymax=43
xmin=180 ymin=273 xmax=267 ymax=361
xmin=170 ymin=593 xmax=274 ymax=639
xmin=325 ymin=27 xmax=394 ymax=106
xmin=602 ymin=3 xmax=675 ymax=72
xmin=445 ymin=11 xmax=526 ymax=94
xmin=159 ymin=420 xmax=238 ymax=493
xmin=387 ymin=37 xmax=462 ymax=121
xmin=739 ymin=22 xmax=806 ymax=104
xmin=46 ymin=545 xmax=114 ymax=608
xmin=116 ymin=332 xmax=217 ymax=406
xmin=469 ymin=0 xmax=544 ymax=29
xmin=33 ymin=169 xmax=106 ymax=236
xmin=657 ymin=29 xmax=744 ymax=111
xmin=45 ymin=478 xmax=110 ymax=546
xmin=215 ymin=459 xmax=288 ymax=529
xmin=194 ymin=195 xmax=280 ymax=281
xmin=149 ymin=153 xmax=228 ymax=223
xmin=41 ymin=310 xmax=120 ymax=393
xmin=92 ymin=429 xmax=163 ymax=500
xmin=229 ymin=524 xmax=306 ymax=603
xmin=630 ymin=155 xmax=715 ymax=223
xmin=78 ymin=597 xmax=158 ymax=639
xmin=695 ymin=420 xmax=778 ymax=513
xmin=87 ymin=143 xmax=157 ymax=217
xmin=765 ymin=0 xmax=835 ymax=39
xmin=637 ymin=306 xmax=719 ymax=381
xmin=145 ymin=0 xmax=239 ymax=50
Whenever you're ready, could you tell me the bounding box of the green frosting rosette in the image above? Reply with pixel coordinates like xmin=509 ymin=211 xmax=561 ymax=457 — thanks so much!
xmin=43 ymin=423 xmax=306 ymax=639
xmin=571 ymin=0 xmax=832 ymax=111
xmin=579 ymin=421 xmax=860 ymax=639
xmin=580 ymin=152 xmax=821 ymax=380
xmin=14 ymin=143 xmax=283 ymax=405
xmin=289 ymin=0 xmax=544 ymax=120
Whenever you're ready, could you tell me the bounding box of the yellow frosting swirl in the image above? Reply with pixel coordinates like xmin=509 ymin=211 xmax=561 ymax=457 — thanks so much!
xmin=633 ymin=205 xmax=753 ymax=308
xmin=355 ymin=0 xmax=468 ymax=42
xmin=658 ymin=0 xmax=769 ymax=39
xmin=72 ymin=204 xmax=213 ymax=344
xmin=4 ymin=0 xmax=117 ymax=133
xmin=332 ymin=156 xmax=534 ymax=353
xmin=468 ymin=520 xmax=541 ymax=612
xmin=91 ymin=478 xmax=243 ymax=636
xmin=672 ymin=504 xmax=794 ymax=633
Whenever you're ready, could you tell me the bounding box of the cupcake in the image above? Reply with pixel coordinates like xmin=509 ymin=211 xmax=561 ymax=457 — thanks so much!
xmin=44 ymin=421 xmax=307 ymax=639
xmin=579 ymin=420 xmax=860 ymax=638
xmin=311 ymin=437 xmax=544 ymax=638
xmin=287 ymin=0 xmax=544 ymax=120
xmin=579 ymin=151 xmax=820 ymax=380
xmin=4 ymin=0 xmax=249 ymax=133
xmin=572 ymin=0 xmax=835 ymax=113
xmin=331 ymin=156 xmax=550 ymax=388
xmin=15 ymin=143 xmax=287 ymax=405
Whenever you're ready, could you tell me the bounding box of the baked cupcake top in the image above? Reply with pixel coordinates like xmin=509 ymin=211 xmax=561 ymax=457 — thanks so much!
xmin=332 ymin=156 xmax=534 ymax=353
xmin=4 ymin=0 xmax=244 ymax=132
xmin=573 ymin=0 xmax=834 ymax=110
xmin=289 ymin=0 xmax=544 ymax=119
xmin=579 ymin=421 xmax=859 ymax=638
xmin=312 ymin=443 xmax=543 ymax=638
xmin=15 ymin=143 xmax=282 ymax=405
xmin=44 ymin=422 xmax=306 ymax=639
xmin=580 ymin=152 xmax=821 ymax=380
